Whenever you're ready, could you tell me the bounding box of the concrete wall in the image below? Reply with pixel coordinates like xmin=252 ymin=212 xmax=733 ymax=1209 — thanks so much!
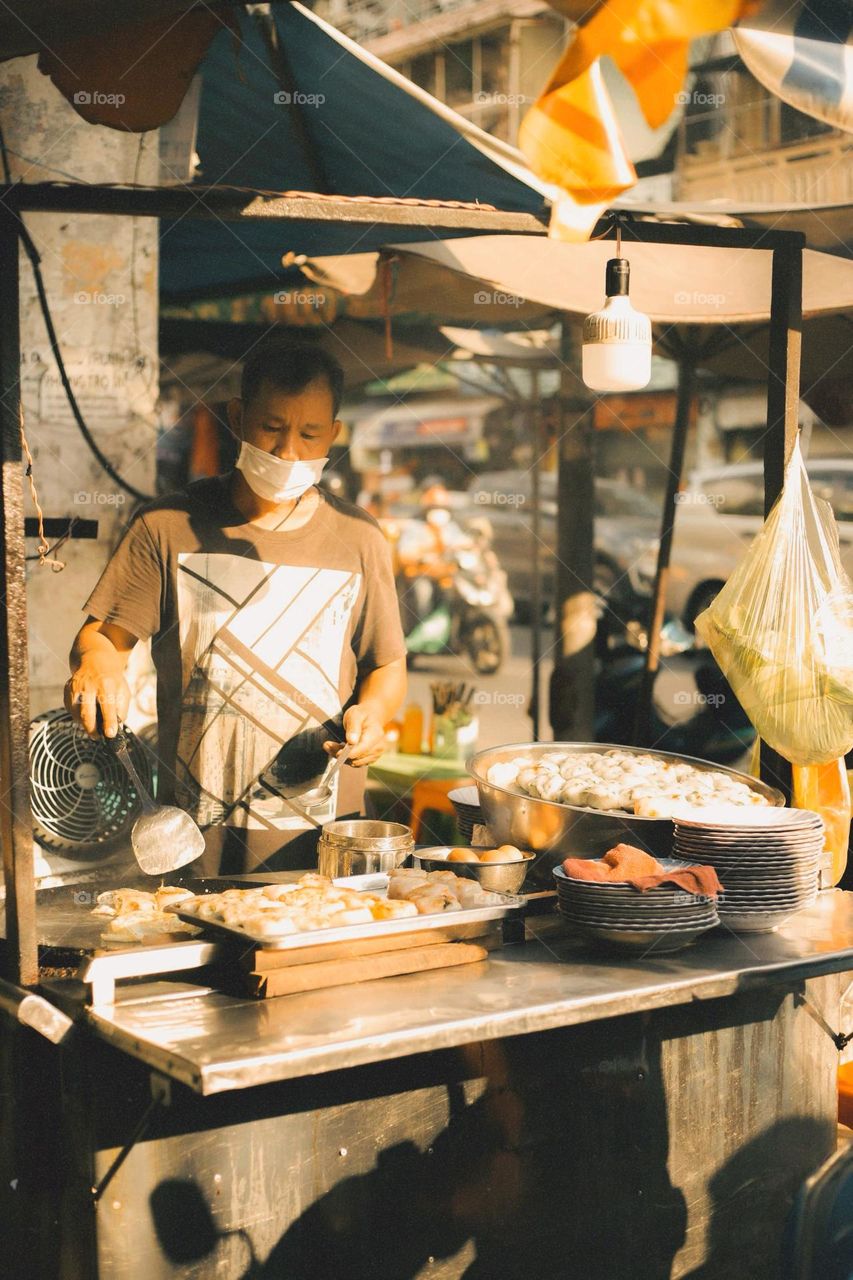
xmin=0 ymin=58 xmax=158 ymax=717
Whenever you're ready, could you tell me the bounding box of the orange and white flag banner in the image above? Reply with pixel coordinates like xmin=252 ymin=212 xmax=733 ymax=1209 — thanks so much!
xmin=521 ymin=0 xmax=753 ymax=240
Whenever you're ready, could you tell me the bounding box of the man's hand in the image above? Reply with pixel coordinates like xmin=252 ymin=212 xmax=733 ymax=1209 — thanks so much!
xmin=324 ymin=704 xmax=386 ymax=768
xmin=65 ymin=661 xmax=131 ymax=739
xmin=323 ymin=657 xmax=406 ymax=769
xmin=66 ymin=619 xmax=137 ymax=739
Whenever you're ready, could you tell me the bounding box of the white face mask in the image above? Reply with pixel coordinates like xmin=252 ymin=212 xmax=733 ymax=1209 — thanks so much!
xmin=235 ymin=440 xmax=328 ymax=503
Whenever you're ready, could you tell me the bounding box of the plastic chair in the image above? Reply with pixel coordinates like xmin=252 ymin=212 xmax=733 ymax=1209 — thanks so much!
xmin=782 ymin=1139 xmax=853 ymax=1280
xmin=409 ymin=777 xmax=466 ymax=842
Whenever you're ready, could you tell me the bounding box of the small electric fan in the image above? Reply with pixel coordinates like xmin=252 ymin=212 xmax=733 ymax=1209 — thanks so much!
xmin=29 ymin=709 xmax=154 ymax=859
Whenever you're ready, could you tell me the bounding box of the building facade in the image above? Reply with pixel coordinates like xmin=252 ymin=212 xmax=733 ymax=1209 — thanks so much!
xmin=313 ymin=0 xmax=566 ymax=143
xmin=675 ymin=32 xmax=853 ymax=208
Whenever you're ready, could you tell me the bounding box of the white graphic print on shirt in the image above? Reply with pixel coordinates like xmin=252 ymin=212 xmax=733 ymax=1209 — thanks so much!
xmin=174 ymin=553 xmax=361 ymax=829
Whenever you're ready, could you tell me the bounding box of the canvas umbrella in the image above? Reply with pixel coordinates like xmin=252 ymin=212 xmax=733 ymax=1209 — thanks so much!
xmin=296 ymin=221 xmax=853 ymax=748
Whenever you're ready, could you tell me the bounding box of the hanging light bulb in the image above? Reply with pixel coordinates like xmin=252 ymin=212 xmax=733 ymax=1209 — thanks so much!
xmin=582 ymin=254 xmax=652 ymax=393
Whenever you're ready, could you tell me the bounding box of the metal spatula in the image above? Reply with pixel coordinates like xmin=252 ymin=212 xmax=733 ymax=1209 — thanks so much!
xmin=103 ymin=726 xmax=205 ymax=875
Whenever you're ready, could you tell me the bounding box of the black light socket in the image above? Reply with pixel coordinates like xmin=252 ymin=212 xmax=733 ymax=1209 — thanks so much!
xmin=605 ymin=257 xmax=630 ymax=297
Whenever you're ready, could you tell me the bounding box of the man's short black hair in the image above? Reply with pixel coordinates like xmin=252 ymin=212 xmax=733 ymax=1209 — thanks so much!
xmin=240 ymin=343 xmax=345 ymax=417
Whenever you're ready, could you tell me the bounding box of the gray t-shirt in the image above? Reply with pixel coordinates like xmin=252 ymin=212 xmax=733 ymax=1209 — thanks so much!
xmin=84 ymin=477 xmax=405 ymax=862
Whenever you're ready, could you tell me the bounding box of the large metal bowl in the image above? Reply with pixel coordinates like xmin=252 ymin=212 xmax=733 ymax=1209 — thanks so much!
xmin=468 ymin=742 xmax=784 ymax=887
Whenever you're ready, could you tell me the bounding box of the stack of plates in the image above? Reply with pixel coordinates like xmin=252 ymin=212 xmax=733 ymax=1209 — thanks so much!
xmin=673 ymin=806 xmax=823 ymax=933
xmin=448 ymin=786 xmax=483 ymax=844
xmin=553 ymin=859 xmax=720 ymax=954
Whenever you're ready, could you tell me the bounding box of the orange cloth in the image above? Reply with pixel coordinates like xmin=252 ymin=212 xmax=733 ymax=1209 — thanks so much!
xmin=563 ymin=843 xmax=723 ymax=897
xmin=839 ymin=1064 xmax=853 ymax=1129
xmin=629 ymin=866 xmax=724 ymax=897
xmin=563 ymin=844 xmax=663 ymax=881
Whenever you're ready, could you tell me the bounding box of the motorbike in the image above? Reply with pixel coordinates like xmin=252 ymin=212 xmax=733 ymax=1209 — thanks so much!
xmin=394 ymin=513 xmax=513 ymax=675
xmin=594 ymin=616 xmax=756 ymax=766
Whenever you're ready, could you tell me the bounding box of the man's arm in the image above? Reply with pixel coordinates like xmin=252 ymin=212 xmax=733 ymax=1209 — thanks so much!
xmin=65 ymin=618 xmax=139 ymax=738
xmin=325 ymin=656 xmax=407 ymax=768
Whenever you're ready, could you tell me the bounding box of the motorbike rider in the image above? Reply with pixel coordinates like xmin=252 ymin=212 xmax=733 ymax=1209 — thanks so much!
xmin=394 ymin=484 xmax=465 ymax=630
xmin=460 ymin=515 xmax=514 ymax=621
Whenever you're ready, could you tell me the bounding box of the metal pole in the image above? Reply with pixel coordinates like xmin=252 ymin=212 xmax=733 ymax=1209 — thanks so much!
xmin=633 ymin=357 xmax=696 ymax=746
xmin=759 ymin=245 xmax=802 ymax=800
xmin=529 ymin=368 xmax=541 ymax=741
xmin=764 ymin=246 xmax=802 ymax=516
xmin=0 ymin=207 xmax=37 ymax=986
xmin=549 ymin=321 xmax=596 ymax=741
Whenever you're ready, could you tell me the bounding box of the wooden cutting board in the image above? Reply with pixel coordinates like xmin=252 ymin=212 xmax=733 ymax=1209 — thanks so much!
xmin=244 ymin=920 xmax=496 ymax=971
xmin=245 ymin=933 xmax=500 ymax=998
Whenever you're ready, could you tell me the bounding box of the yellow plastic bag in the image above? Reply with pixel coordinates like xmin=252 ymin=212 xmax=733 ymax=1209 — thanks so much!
xmin=696 ymin=437 xmax=853 ymax=766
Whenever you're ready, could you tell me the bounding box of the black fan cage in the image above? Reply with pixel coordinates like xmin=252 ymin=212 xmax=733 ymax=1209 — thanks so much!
xmin=29 ymin=710 xmax=155 ymax=857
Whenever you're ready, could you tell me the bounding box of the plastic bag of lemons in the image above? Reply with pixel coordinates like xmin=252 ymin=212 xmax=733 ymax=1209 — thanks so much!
xmin=696 ymin=437 xmax=853 ymax=767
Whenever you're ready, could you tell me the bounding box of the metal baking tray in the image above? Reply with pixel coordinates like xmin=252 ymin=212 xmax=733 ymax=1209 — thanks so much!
xmin=171 ymin=873 xmax=524 ymax=952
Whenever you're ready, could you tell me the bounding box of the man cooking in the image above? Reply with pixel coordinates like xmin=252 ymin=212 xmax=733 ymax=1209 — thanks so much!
xmin=65 ymin=344 xmax=407 ymax=872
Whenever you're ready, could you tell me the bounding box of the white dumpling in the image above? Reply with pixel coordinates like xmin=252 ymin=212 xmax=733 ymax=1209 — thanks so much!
xmin=487 ymin=762 xmax=521 ymax=789
xmin=516 ymin=767 xmax=541 ymax=795
xmin=560 ymin=760 xmax=592 ymax=781
xmin=537 ymin=773 xmax=565 ymax=802
xmin=671 ymin=763 xmax=698 ymax=782
xmin=628 ymin=757 xmax=658 ymax=778
xmin=581 ymin=786 xmax=623 ymax=811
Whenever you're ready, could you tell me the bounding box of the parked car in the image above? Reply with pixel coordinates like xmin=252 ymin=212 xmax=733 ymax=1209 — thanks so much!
xmin=633 ymin=458 xmax=853 ymax=629
xmin=465 ymin=469 xmax=660 ymax=619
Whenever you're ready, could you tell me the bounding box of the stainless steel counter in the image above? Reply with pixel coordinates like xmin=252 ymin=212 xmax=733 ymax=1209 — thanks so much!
xmin=81 ymin=889 xmax=853 ymax=1094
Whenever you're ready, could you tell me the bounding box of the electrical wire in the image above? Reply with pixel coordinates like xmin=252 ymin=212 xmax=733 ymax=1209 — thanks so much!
xmin=0 ymin=125 xmax=154 ymax=503
xmin=19 ymin=404 xmax=65 ymax=571
xmin=18 ymin=227 xmax=154 ymax=502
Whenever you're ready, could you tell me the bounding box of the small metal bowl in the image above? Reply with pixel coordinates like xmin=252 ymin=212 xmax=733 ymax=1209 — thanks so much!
xmin=318 ymin=819 xmax=414 ymax=878
xmin=412 ymin=845 xmax=533 ymax=894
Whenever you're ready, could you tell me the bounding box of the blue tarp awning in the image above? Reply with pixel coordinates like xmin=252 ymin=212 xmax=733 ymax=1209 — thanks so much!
xmin=159 ymin=3 xmax=548 ymax=301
